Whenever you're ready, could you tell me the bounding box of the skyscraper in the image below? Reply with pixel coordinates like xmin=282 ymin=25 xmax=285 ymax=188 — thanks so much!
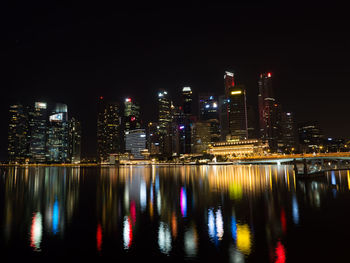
xmin=228 ymin=84 xmax=248 ymax=140
xmin=147 ymin=122 xmax=160 ymax=155
xmin=29 ymin=102 xmax=48 ymax=163
xmin=258 ymin=72 xmax=278 ymax=151
xmin=69 ymin=117 xmax=82 ymax=164
xmin=158 ymin=91 xmax=172 ymax=156
xmin=7 ymin=104 xmax=29 ymax=163
xmin=124 ymin=97 xmax=141 ymax=131
xmin=199 ymin=94 xmax=219 ymax=121
xmin=125 ymin=129 xmax=147 ymax=159
xmin=97 ymin=98 xmax=122 ymax=163
xmin=298 ymin=122 xmax=323 ymax=153
xmin=182 ymin=87 xmax=193 ymax=154
xmin=224 ymin=71 xmax=235 ymax=98
xmin=47 ymin=103 xmax=69 ymax=163
xmin=279 ymin=112 xmax=298 ymax=153
xmin=197 ymin=94 xmax=220 ymax=149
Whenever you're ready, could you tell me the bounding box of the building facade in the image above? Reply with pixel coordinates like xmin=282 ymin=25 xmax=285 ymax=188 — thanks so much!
xmin=8 ymin=104 xmax=29 ymax=163
xmin=47 ymin=103 xmax=69 ymax=163
xmin=97 ymin=98 xmax=122 ymax=163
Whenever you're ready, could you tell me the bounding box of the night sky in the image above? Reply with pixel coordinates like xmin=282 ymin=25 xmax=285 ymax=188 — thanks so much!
xmin=1 ymin=2 xmax=350 ymax=160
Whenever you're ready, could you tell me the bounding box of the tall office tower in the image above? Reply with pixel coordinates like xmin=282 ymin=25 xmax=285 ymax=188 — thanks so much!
xmin=279 ymin=112 xmax=298 ymax=153
xmin=69 ymin=117 xmax=82 ymax=163
xmin=170 ymin=105 xmax=185 ymax=155
xmin=224 ymin=71 xmax=235 ymax=98
xmin=29 ymin=102 xmax=48 ymax=163
xmin=247 ymin=105 xmax=258 ymax=139
xmin=125 ymin=129 xmax=147 ymax=159
xmin=182 ymin=87 xmax=193 ymax=116
xmin=228 ymin=84 xmax=248 ymax=140
xmin=182 ymin=87 xmax=193 ymax=153
xmin=198 ymin=94 xmax=220 ymax=143
xmin=147 ymin=122 xmax=161 ymax=155
xmin=158 ymin=91 xmax=172 ymax=156
xmin=124 ymin=97 xmax=141 ymax=131
xmin=193 ymin=121 xmax=212 ymax=153
xmin=97 ymin=98 xmax=122 ymax=163
xmin=7 ymin=104 xmax=29 ymax=163
xmin=298 ymin=122 xmax=323 ymax=153
xmin=47 ymin=103 xmax=69 ymax=163
xmin=220 ymin=71 xmax=236 ymax=141
xmin=219 ymin=95 xmax=230 ymax=140
xmin=199 ymin=94 xmax=219 ymax=121
xmin=258 ymin=72 xmax=278 ymax=150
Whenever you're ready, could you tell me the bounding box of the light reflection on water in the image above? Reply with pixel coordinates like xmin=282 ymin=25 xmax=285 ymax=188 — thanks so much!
xmin=1 ymin=165 xmax=350 ymax=262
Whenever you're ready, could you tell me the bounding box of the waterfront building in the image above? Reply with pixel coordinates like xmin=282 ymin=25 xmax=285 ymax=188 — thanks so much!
xmin=125 ymin=129 xmax=147 ymax=159
xmin=7 ymin=104 xmax=29 ymax=163
xmin=158 ymin=91 xmax=172 ymax=156
xmin=69 ymin=117 xmax=82 ymax=163
xmin=147 ymin=122 xmax=161 ymax=155
xmin=124 ymin=97 xmax=141 ymax=131
xmin=47 ymin=103 xmax=69 ymax=163
xmin=219 ymin=94 xmax=230 ymax=141
xmin=193 ymin=121 xmax=211 ymax=153
xmin=198 ymin=94 xmax=220 ymax=146
xmin=208 ymin=139 xmax=269 ymax=157
xmin=298 ymin=122 xmax=324 ymax=153
xmin=170 ymin=105 xmax=185 ymax=155
xmin=258 ymin=72 xmax=278 ymax=151
xmin=228 ymin=84 xmax=248 ymax=140
xmin=28 ymin=102 xmax=48 ymax=163
xmin=97 ymin=98 xmax=122 ymax=163
xmin=278 ymin=111 xmax=298 ymax=153
xmin=199 ymin=94 xmax=219 ymax=121
xmin=182 ymin=87 xmax=193 ymax=154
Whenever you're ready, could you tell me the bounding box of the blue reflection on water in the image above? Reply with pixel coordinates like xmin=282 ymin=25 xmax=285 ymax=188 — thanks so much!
xmin=52 ymin=198 xmax=59 ymax=235
xmin=231 ymin=216 xmax=237 ymax=240
xmin=292 ymin=195 xmax=299 ymax=225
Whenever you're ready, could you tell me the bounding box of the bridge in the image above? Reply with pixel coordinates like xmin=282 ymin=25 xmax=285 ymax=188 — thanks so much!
xmin=235 ymin=153 xmax=350 ymax=177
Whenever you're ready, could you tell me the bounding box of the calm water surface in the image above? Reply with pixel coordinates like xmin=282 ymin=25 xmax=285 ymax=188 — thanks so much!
xmin=1 ymin=165 xmax=350 ymax=262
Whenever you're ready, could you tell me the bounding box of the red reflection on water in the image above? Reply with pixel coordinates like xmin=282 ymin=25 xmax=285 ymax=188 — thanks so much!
xmin=130 ymin=201 xmax=136 ymax=226
xmin=275 ymin=241 xmax=286 ymax=263
xmin=97 ymin=223 xmax=102 ymax=252
xmin=280 ymin=209 xmax=287 ymax=233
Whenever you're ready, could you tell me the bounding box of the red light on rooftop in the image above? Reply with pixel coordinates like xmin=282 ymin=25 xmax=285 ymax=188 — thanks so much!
xmin=99 ymin=96 xmax=104 ymax=100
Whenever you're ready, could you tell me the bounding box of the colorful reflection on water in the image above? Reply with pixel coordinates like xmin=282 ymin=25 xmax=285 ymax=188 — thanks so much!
xmin=1 ymin=165 xmax=350 ymax=262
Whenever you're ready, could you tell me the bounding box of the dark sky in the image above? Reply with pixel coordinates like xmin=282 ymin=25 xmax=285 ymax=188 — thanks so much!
xmin=1 ymin=2 xmax=350 ymax=160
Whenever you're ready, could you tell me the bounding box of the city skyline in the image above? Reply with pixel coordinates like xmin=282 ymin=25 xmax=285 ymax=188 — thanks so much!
xmin=2 ymin=3 xmax=350 ymax=160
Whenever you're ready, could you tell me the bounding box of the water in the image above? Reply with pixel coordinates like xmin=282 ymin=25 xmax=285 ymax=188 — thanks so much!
xmin=0 ymin=165 xmax=349 ymax=262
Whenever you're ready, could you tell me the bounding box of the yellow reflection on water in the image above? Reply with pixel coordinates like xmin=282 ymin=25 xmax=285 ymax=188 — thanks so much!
xmin=236 ymin=224 xmax=251 ymax=255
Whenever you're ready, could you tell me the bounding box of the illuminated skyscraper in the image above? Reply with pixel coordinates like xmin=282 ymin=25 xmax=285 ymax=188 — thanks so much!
xmin=197 ymin=94 xmax=220 ymax=149
xmin=220 ymin=71 xmax=236 ymax=140
xmin=97 ymin=98 xmax=122 ymax=163
xmin=147 ymin=122 xmax=160 ymax=155
xmin=7 ymin=104 xmax=29 ymax=163
xmin=224 ymin=71 xmax=235 ymax=98
xmin=279 ymin=112 xmax=298 ymax=153
xmin=298 ymin=122 xmax=323 ymax=153
xmin=69 ymin=117 xmax=81 ymax=163
xmin=29 ymin=102 xmax=48 ymax=163
xmin=124 ymin=97 xmax=141 ymax=131
xmin=228 ymin=84 xmax=248 ymax=140
xmin=47 ymin=103 xmax=69 ymax=163
xmin=182 ymin=87 xmax=193 ymax=153
xmin=258 ymin=72 xmax=278 ymax=150
xmin=125 ymin=129 xmax=147 ymax=159
xmin=158 ymin=91 xmax=172 ymax=156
